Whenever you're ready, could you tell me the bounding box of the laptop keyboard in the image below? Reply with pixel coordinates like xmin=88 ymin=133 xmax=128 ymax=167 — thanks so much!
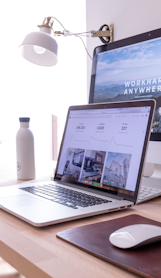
xmin=19 ymin=184 xmax=111 ymax=209
xmin=138 ymin=186 xmax=161 ymax=203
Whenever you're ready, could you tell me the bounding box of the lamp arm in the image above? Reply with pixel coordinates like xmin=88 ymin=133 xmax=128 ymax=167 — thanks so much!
xmin=38 ymin=16 xmax=113 ymax=41
xmin=49 ymin=16 xmax=93 ymax=60
xmin=50 ymin=16 xmax=91 ymax=37
xmin=40 ymin=16 xmax=113 ymax=59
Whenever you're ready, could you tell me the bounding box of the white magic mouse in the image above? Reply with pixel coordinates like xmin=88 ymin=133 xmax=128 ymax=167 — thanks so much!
xmin=109 ymin=224 xmax=161 ymax=249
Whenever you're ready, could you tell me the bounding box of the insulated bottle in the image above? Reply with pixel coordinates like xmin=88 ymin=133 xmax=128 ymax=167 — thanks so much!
xmin=16 ymin=117 xmax=35 ymax=179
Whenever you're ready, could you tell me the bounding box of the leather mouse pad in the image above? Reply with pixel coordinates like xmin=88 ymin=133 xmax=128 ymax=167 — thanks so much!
xmin=57 ymin=214 xmax=161 ymax=278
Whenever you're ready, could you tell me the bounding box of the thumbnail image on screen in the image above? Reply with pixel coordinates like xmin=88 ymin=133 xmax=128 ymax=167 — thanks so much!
xmin=102 ymin=152 xmax=132 ymax=190
xmin=80 ymin=150 xmax=106 ymax=183
xmin=63 ymin=148 xmax=85 ymax=179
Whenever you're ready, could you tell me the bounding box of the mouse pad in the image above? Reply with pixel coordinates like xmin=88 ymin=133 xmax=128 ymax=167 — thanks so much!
xmin=57 ymin=214 xmax=161 ymax=278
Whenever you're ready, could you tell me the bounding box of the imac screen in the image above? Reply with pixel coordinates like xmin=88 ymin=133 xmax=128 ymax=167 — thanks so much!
xmin=89 ymin=28 xmax=161 ymax=141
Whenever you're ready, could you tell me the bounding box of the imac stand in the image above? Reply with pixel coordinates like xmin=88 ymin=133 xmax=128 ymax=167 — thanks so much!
xmin=142 ymin=141 xmax=161 ymax=189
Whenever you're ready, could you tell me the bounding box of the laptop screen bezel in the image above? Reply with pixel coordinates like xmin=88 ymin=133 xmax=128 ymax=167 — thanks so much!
xmin=88 ymin=27 xmax=161 ymax=142
xmin=54 ymin=100 xmax=155 ymax=204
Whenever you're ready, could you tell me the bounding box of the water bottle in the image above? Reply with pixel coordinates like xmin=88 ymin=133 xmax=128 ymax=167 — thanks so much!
xmin=16 ymin=117 xmax=35 ymax=180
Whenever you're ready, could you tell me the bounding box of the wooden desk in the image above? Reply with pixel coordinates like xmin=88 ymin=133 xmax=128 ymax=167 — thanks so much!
xmin=0 ymin=177 xmax=161 ymax=278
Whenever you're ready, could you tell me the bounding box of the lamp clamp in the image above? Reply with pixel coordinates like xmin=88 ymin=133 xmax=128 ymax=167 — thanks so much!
xmin=91 ymin=24 xmax=113 ymax=43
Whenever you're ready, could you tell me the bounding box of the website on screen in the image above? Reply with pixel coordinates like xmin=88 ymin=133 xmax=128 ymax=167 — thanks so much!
xmin=56 ymin=107 xmax=150 ymax=194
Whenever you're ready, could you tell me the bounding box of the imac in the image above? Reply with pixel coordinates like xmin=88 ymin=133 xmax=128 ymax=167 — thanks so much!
xmin=89 ymin=28 xmax=161 ymax=188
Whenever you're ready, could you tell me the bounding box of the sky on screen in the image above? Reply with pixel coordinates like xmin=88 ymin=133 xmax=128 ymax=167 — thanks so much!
xmin=95 ymin=37 xmax=161 ymax=86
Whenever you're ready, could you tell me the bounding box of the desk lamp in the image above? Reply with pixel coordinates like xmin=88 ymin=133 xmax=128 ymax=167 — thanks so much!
xmin=19 ymin=17 xmax=113 ymax=66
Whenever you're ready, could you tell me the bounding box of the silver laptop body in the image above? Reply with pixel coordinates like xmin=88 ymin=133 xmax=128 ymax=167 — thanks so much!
xmin=0 ymin=100 xmax=155 ymax=226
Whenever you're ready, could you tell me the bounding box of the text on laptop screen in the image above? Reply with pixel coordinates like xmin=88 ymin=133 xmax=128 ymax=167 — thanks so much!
xmin=56 ymin=106 xmax=151 ymax=195
xmin=92 ymin=37 xmax=161 ymax=133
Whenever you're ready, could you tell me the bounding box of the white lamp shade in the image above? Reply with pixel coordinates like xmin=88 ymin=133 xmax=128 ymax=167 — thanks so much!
xmin=19 ymin=31 xmax=58 ymax=66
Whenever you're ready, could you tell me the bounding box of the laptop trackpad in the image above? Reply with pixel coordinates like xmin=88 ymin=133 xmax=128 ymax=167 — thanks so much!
xmin=0 ymin=194 xmax=47 ymax=208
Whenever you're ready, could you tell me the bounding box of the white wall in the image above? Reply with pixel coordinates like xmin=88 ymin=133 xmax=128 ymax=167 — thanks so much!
xmin=0 ymin=0 xmax=87 ymax=169
xmin=86 ymin=0 xmax=161 ymax=95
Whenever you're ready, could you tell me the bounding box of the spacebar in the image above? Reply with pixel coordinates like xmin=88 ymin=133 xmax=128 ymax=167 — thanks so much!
xmin=31 ymin=192 xmax=53 ymax=200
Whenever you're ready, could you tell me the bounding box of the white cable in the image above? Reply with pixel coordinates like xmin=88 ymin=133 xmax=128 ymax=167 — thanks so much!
xmin=50 ymin=16 xmax=67 ymax=30
xmin=66 ymin=32 xmax=90 ymax=37
xmin=50 ymin=16 xmax=93 ymax=60
xmin=76 ymin=36 xmax=93 ymax=60
xmin=69 ymin=31 xmax=92 ymax=35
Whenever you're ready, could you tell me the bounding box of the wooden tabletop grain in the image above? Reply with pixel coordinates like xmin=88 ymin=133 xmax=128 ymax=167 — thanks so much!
xmin=0 ymin=175 xmax=161 ymax=278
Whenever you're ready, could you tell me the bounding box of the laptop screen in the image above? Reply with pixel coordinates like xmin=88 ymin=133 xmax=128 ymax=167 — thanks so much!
xmin=55 ymin=101 xmax=154 ymax=202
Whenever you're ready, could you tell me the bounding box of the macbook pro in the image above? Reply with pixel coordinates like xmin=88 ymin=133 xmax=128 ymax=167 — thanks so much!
xmin=0 ymin=100 xmax=155 ymax=226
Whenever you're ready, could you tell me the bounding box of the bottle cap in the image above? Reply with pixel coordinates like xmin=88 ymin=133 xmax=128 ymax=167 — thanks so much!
xmin=19 ymin=117 xmax=30 ymax=122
